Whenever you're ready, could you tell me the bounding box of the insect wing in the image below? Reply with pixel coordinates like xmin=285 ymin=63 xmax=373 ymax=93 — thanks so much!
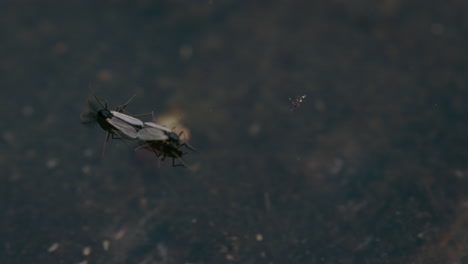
xmin=144 ymin=122 xmax=172 ymax=133
xmin=86 ymin=97 xmax=104 ymax=112
xmin=106 ymin=117 xmax=139 ymax=139
xmin=110 ymin=111 xmax=144 ymax=127
xmin=137 ymin=127 xmax=169 ymax=141
xmin=80 ymin=112 xmax=97 ymax=124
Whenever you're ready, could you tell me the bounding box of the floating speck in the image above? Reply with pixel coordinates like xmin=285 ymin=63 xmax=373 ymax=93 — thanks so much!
xmin=81 ymin=165 xmax=91 ymax=174
xmin=157 ymin=243 xmax=168 ymax=260
xmin=314 ymin=99 xmax=326 ymax=111
xmin=2 ymin=132 xmax=14 ymax=144
xmin=180 ymin=44 xmax=193 ymax=60
xmin=248 ymin=123 xmax=261 ymax=136
xmin=454 ymin=170 xmax=465 ymax=179
xmin=102 ymin=240 xmax=110 ymax=251
xmin=114 ymin=227 xmax=126 ymax=240
xmin=97 ymin=69 xmax=113 ymax=82
xmin=22 ymin=105 xmax=34 ymax=117
xmin=47 ymin=242 xmax=59 ymax=253
xmin=46 ymin=159 xmax=59 ymax=169
xmin=330 ymin=158 xmax=344 ymax=174
xmin=256 ymin=233 xmax=263 ymax=242
xmin=52 ymin=42 xmax=68 ymax=55
xmin=82 ymin=246 xmax=91 ymax=256
xmin=83 ymin=148 xmax=94 ymax=158
xmin=431 ymin=23 xmax=444 ymax=35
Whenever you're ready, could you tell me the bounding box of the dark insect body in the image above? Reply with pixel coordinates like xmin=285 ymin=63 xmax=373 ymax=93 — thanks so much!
xmin=137 ymin=122 xmax=197 ymax=151
xmin=138 ymin=140 xmax=188 ymax=167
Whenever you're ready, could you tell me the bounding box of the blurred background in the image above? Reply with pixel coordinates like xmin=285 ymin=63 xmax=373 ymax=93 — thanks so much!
xmin=1 ymin=0 xmax=467 ymax=263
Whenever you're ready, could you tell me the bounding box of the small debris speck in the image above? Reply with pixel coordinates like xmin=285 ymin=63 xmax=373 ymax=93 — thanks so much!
xmin=22 ymin=105 xmax=34 ymax=117
xmin=81 ymin=165 xmax=91 ymax=174
xmin=256 ymin=233 xmax=263 ymax=241
xmin=82 ymin=246 xmax=91 ymax=256
xmin=180 ymin=44 xmax=193 ymax=60
xmin=431 ymin=23 xmax=445 ymax=35
xmin=83 ymin=148 xmax=94 ymax=158
xmin=454 ymin=170 xmax=465 ymax=179
xmin=248 ymin=123 xmax=261 ymax=136
xmin=2 ymin=132 xmax=15 ymax=144
xmin=114 ymin=228 xmax=126 ymax=240
xmin=46 ymin=159 xmax=59 ymax=169
xmin=97 ymin=69 xmax=113 ymax=82
xmin=314 ymin=100 xmax=326 ymax=111
xmin=47 ymin=242 xmax=59 ymax=253
xmin=102 ymin=240 xmax=110 ymax=251
xmin=330 ymin=158 xmax=344 ymax=174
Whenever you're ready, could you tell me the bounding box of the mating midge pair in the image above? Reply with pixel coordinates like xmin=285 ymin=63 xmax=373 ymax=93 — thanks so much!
xmin=80 ymin=95 xmax=196 ymax=167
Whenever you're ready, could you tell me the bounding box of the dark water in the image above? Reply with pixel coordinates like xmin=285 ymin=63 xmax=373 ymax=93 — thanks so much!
xmin=1 ymin=1 xmax=467 ymax=263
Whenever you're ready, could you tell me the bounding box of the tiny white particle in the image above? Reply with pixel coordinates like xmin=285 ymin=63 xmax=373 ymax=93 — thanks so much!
xmin=256 ymin=233 xmax=263 ymax=241
xmin=83 ymin=246 xmax=91 ymax=256
xmin=102 ymin=240 xmax=110 ymax=251
xmin=47 ymin=242 xmax=59 ymax=253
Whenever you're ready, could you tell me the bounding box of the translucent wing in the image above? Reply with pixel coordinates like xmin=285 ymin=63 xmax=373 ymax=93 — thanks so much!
xmin=80 ymin=112 xmax=97 ymax=124
xmin=87 ymin=98 xmax=104 ymax=112
xmin=106 ymin=117 xmax=139 ymax=139
xmin=144 ymin=122 xmax=172 ymax=133
xmin=110 ymin=111 xmax=144 ymax=127
xmin=137 ymin=127 xmax=169 ymax=141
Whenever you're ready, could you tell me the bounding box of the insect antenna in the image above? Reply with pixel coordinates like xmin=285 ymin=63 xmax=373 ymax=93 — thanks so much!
xmin=129 ymin=111 xmax=153 ymax=118
xmin=115 ymin=94 xmax=136 ymax=112
xmin=116 ymin=96 xmax=153 ymax=118
xmin=182 ymin=142 xmax=197 ymax=152
xmin=94 ymin=95 xmax=108 ymax=110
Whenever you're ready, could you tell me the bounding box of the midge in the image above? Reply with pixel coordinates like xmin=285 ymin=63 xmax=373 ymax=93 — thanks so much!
xmin=289 ymin=94 xmax=307 ymax=111
xmin=137 ymin=140 xmax=188 ymax=167
xmin=137 ymin=122 xmax=197 ymax=151
xmin=136 ymin=122 xmax=196 ymax=167
xmin=80 ymin=95 xmax=144 ymax=141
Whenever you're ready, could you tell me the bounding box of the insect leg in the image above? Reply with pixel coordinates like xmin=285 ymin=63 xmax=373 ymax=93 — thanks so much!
xmin=172 ymin=157 xmax=187 ymax=168
xmin=181 ymin=142 xmax=197 ymax=152
xmin=109 ymin=130 xmax=134 ymax=151
xmin=101 ymin=132 xmax=110 ymax=158
xmin=178 ymin=131 xmax=198 ymax=152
